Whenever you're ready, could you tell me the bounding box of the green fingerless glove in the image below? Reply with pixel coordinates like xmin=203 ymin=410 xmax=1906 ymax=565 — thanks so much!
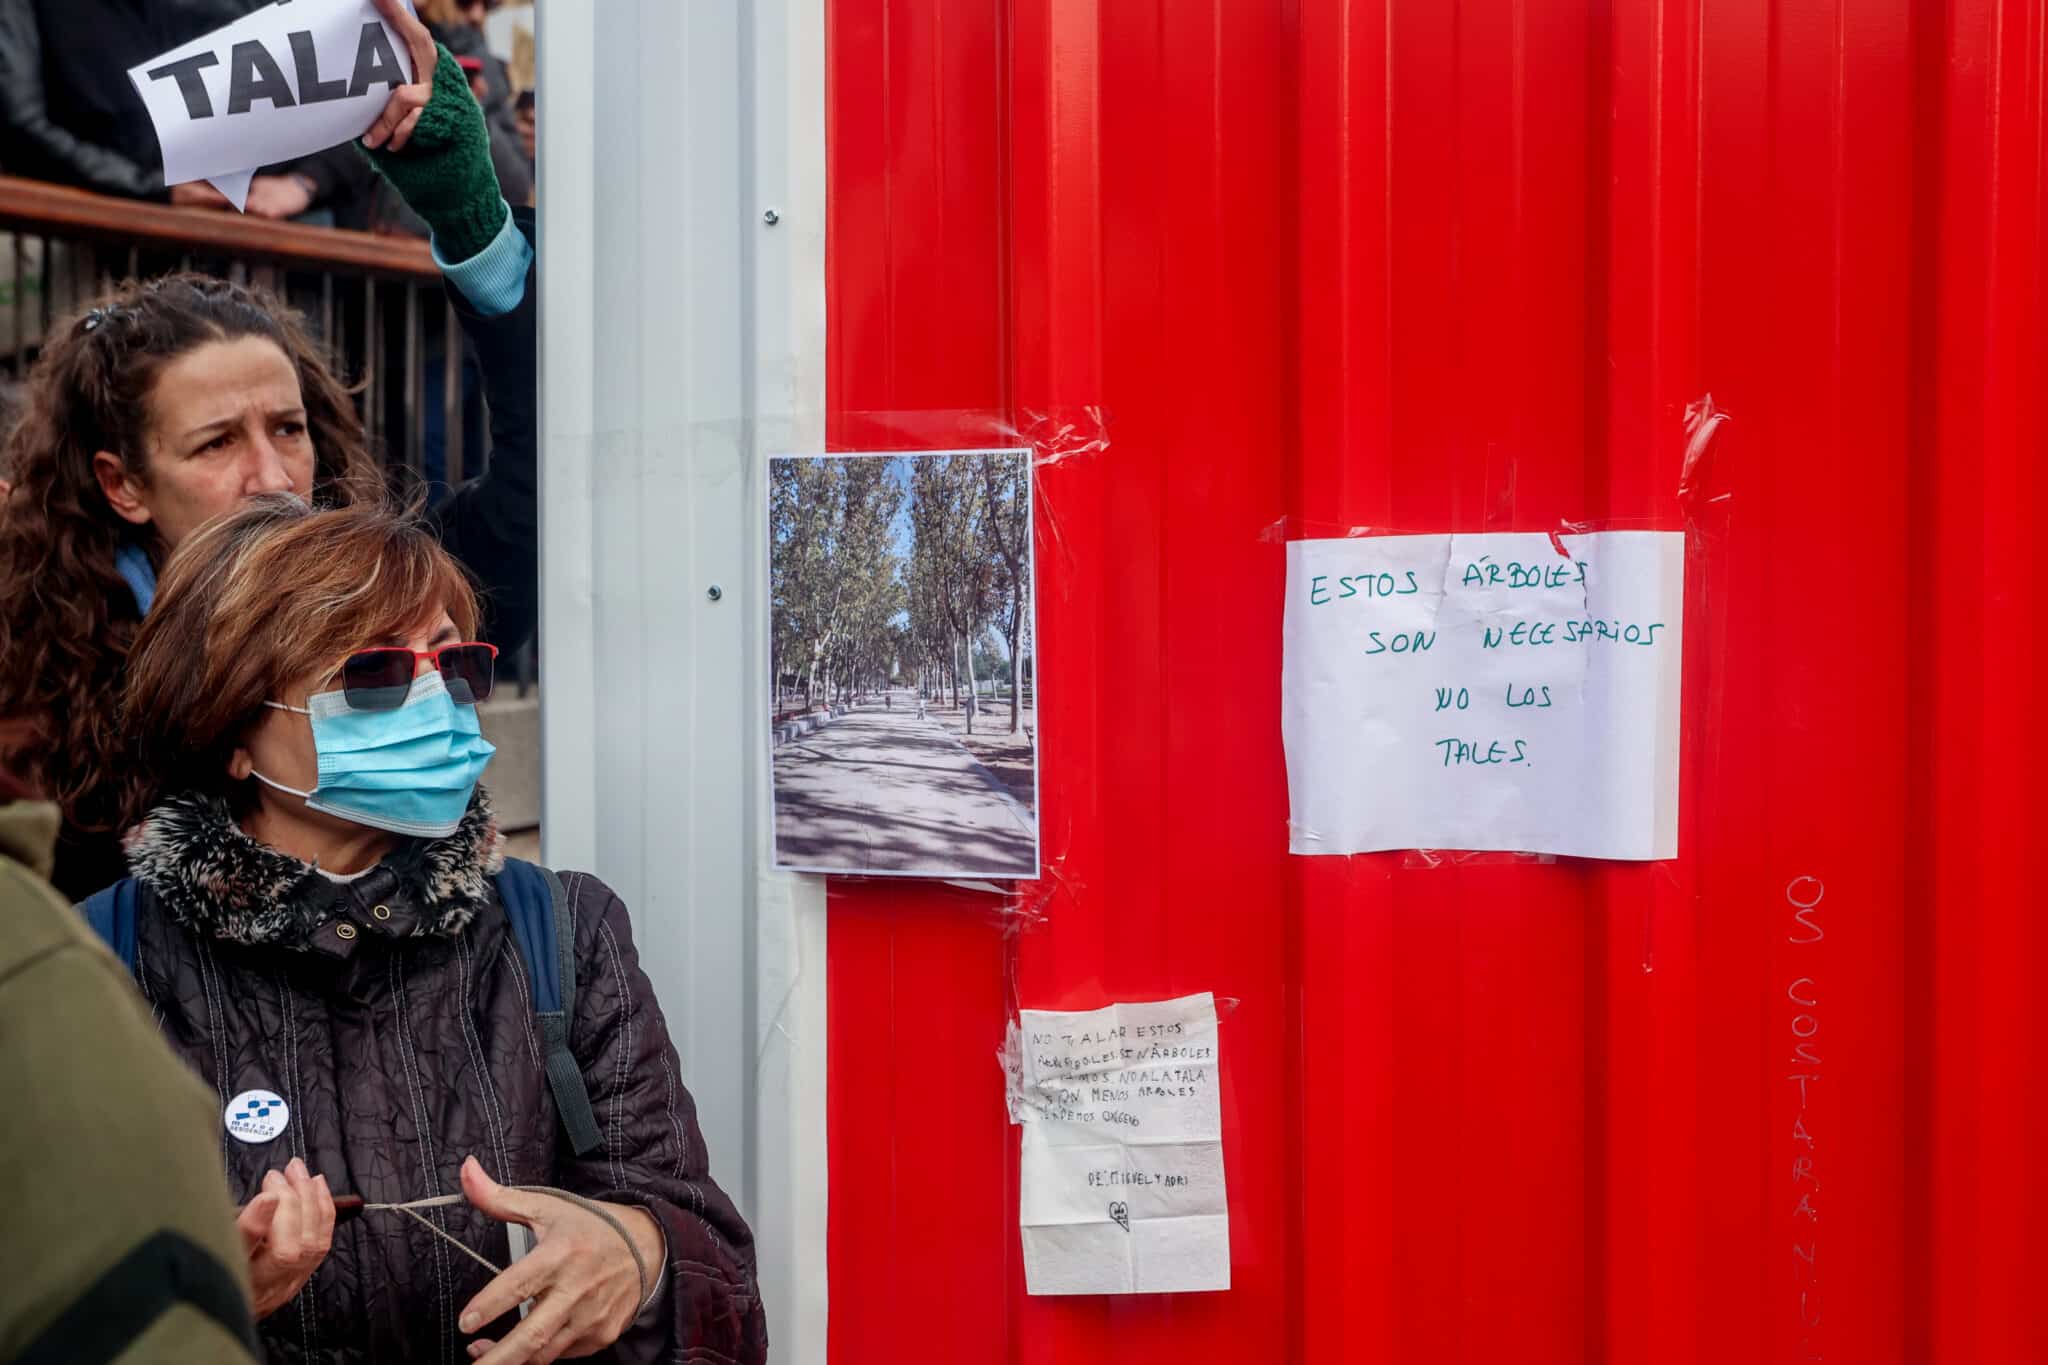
xmin=359 ymin=45 xmax=507 ymax=262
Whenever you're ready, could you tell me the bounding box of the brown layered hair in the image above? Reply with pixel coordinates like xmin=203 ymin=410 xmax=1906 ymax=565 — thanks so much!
xmin=0 ymin=275 xmax=382 ymax=835
xmin=121 ymin=496 xmax=478 ymax=826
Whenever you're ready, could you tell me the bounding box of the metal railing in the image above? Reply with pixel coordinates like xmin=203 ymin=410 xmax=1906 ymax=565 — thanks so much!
xmin=0 ymin=174 xmax=473 ymax=487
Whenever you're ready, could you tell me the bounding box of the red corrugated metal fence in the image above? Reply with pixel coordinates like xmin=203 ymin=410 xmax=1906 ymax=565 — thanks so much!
xmin=825 ymin=1 xmax=2043 ymax=1360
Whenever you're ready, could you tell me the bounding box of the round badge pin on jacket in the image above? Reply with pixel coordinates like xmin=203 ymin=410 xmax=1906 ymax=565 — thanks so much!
xmin=225 ymin=1088 xmax=291 ymax=1143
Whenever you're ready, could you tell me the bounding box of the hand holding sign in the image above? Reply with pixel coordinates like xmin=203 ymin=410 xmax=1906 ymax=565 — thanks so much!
xmin=360 ymin=0 xmax=442 ymax=154
xmin=355 ymin=0 xmax=514 ymax=262
xmin=128 ymin=0 xmax=429 ymax=211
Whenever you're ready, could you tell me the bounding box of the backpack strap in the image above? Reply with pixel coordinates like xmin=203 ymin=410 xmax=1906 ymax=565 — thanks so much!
xmin=79 ymin=878 xmax=142 ymax=973
xmin=495 ymin=858 xmax=603 ymax=1156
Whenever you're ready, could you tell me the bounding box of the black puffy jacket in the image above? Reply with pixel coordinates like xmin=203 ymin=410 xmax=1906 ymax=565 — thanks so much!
xmin=111 ymin=789 xmax=768 ymax=1364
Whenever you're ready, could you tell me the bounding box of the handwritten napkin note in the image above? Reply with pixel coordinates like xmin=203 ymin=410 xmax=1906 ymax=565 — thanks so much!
xmin=1008 ymin=993 xmax=1229 ymax=1295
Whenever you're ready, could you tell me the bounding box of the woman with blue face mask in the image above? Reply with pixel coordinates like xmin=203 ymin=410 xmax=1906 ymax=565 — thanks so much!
xmin=100 ymin=495 xmax=767 ymax=1364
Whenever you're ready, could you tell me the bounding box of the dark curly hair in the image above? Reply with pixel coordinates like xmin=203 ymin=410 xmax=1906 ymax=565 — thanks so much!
xmin=0 ymin=274 xmax=383 ymax=837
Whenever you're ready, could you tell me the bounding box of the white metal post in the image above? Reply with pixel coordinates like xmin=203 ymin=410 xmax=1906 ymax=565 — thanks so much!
xmin=539 ymin=1 xmax=828 ymax=1355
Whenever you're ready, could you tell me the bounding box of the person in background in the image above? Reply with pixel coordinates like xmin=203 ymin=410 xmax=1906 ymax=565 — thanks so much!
xmin=419 ymin=0 xmax=518 ymax=138
xmin=462 ymin=54 xmax=535 ymax=204
xmin=514 ymin=89 xmax=536 ymax=170
xmin=0 ymin=0 xmax=373 ymax=222
xmin=0 ymin=0 xmax=540 ymax=900
xmin=0 ymin=770 xmax=264 ymax=1363
xmin=105 ymin=495 xmax=767 ymax=1363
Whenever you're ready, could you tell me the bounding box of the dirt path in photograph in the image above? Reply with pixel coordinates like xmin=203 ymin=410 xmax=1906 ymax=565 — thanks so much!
xmin=925 ymin=696 xmax=1036 ymax=815
xmin=773 ymin=692 xmax=1037 ymax=876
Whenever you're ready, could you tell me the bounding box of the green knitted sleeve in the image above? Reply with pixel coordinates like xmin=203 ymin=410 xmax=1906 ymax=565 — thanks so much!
xmin=358 ymin=45 xmax=508 ymax=263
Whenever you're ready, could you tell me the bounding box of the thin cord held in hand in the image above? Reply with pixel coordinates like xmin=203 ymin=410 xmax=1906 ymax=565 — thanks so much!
xmin=362 ymin=1186 xmax=652 ymax=1305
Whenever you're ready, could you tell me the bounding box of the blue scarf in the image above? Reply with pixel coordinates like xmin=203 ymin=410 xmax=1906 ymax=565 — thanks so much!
xmin=113 ymin=542 xmax=156 ymax=615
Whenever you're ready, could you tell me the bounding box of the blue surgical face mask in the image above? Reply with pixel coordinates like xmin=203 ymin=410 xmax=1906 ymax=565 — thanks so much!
xmin=252 ymin=669 xmax=496 ymax=838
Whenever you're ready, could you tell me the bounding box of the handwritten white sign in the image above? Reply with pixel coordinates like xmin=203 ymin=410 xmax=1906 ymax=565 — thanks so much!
xmin=1009 ymin=993 xmax=1228 ymax=1295
xmin=1281 ymin=530 xmax=1684 ymax=860
xmin=128 ymin=0 xmax=416 ymax=209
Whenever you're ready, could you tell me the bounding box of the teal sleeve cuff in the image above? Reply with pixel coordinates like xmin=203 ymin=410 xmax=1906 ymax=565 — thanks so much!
xmin=432 ymin=202 xmax=531 ymax=317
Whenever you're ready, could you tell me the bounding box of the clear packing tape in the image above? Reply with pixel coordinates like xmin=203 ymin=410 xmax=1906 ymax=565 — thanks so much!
xmin=769 ymin=406 xmax=1108 ymax=911
xmin=728 ymin=395 xmax=1746 ymax=1306
xmin=828 ymin=406 xmax=1109 ymax=591
xmin=750 ymin=407 xmax=1110 ymax=1074
xmin=1269 ymin=396 xmax=1736 ymax=874
xmin=753 ymin=394 xmax=1735 ymax=1066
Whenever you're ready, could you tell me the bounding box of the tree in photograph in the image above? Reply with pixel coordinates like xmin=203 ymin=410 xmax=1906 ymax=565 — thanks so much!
xmin=905 ymin=461 xmax=948 ymax=705
xmin=900 ymin=539 xmax=950 ymax=703
xmin=884 ymin=620 xmax=915 ymax=688
xmin=844 ymin=561 xmax=904 ymax=699
xmin=909 ymin=558 xmax=953 ymax=703
xmin=976 ymin=451 xmax=1032 ymax=733
xmin=908 ymin=454 xmax=1000 ymax=732
xmin=971 ymin=628 xmax=1010 ymax=694
xmin=769 ymin=462 xmax=798 ymax=709
xmin=1019 ymin=606 xmax=1035 ymax=710
xmin=770 ymin=458 xmax=844 ymax=712
xmin=825 ymin=457 xmax=903 ymax=702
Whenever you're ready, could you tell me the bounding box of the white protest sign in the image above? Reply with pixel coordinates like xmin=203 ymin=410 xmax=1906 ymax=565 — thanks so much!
xmin=1281 ymin=530 xmax=1684 ymax=860
xmin=1008 ymin=993 xmax=1229 ymax=1295
xmin=128 ymin=0 xmax=416 ymax=210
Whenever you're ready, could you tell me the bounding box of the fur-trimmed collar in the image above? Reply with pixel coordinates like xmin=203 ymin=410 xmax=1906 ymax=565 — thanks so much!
xmin=125 ymin=788 xmax=504 ymax=948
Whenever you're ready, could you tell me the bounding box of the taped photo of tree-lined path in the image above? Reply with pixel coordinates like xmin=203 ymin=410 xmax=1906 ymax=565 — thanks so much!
xmin=769 ymin=449 xmax=1038 ymax=878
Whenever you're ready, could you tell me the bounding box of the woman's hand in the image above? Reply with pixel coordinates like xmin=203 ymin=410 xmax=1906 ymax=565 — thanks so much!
xmin=235 ymin=1158 xmax=337 ymax=1319
xmin=355 ymin=0 xmax=508 ymax=262
xmin=169 ymin=181 xmax=232 ymax=210
xmin=244 ymin=174 xmax=315 ymax=221
xmin=456 ymin=1157 xmax=665 ymax=1364
xmin=361 ymin=0 xmax=438 ymax=154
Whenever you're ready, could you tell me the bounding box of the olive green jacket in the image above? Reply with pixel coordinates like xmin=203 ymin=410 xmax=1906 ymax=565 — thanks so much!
xmin=0 ymin=801 xmax=258 ymax=1362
